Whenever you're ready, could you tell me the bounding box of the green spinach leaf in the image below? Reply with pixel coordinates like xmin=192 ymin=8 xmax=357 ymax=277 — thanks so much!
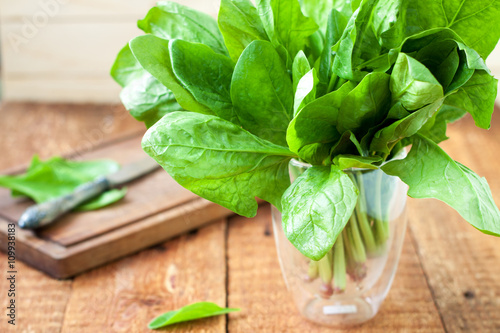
xmin=445 ymin=70 xmax=498 ymax=129
xmin=0 ymin=156 xmax=126 ymax=210
xmin=370 ymin=99 xmax=444 ymax=154
xmin=390 ymin=53 xmax=444 ymax=111
xmin=294 ymin=69 xmax=319 ymax=115
xmin=129 ymin=35 xmax=212 ymax=115
xmin=142 ymin=112 xmax=296 ymax=217
xmin=148 ymin=302 xmax=240 ymax=329
xmin=292 ymin=51 xmax=312 ymax=93
xmin=317 ymin=9 xmax=349 ymax=95
xmin=110 ymin=44 xmax=147 ymax=88
xmin=120 ymin=73 xmax=182 ymax=128
xmin=416 ymin=102 xmax=467 ymax=144
xmin=281 ymin=165 xmax=358 ymax=260
xmin=138 ymin=2 xmax=227 ymax=55
xmin=218 ymin=0 xmax=269 ymax=61
xmin=382 ymin=135 xmax=500 ymax=236
xmin=404 ymin=0 xmax=500 ymax=60
xmin=170 ymin=39 xmax=238 ymax=123
xmin=257 ymin=0 xmax=319 ymax=58
xmin=332 ymin=0 xmax=383 ymax=81
xmin=287 ymin=82 xmax=356 ymax=164
xmin=332 ymin=155 xmax=381 ymax=170
xmin=337 ymin=72 xmax=391 ymax=135
xmin=231 ymin=40 xmax=293 ymax=146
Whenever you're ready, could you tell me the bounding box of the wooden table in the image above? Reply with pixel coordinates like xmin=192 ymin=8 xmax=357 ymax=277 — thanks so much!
xmin=0 ymin=103 xmax=499 ymax=333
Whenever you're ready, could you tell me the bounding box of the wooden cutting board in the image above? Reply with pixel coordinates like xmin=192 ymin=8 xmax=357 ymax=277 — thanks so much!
xmin=0 ymin=134 xmax=233 ymax=279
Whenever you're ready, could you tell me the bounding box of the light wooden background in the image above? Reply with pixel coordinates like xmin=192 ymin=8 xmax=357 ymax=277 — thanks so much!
xmin=0 ymin=0 xmax=499 ymax=103
xmin=0 ymin=0 xmax=221 ymax=103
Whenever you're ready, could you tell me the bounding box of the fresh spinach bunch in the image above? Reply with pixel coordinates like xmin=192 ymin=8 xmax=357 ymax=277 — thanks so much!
xmin=112 ymin=0 xmax=500 ymax=260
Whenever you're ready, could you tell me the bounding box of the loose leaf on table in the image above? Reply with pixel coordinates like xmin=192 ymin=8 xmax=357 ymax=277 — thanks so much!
xmin=120 ymin=73 xmax=182 ymax=128
xmin=231 ymin=40 xmax=293 ymax=146
xmin=382 ymin=135 xmax=500 ymax=236
xmin=218 ymin=0 xmax=269 ymax=61
xmin=129 ymin=35 xmax=212 ymax=115
xmin=336 ymin=72 xmax=391 ymax=135
xmin=148 ymin=302 xmax=240 ymax=330
xmin=282 ymin=165 xmax=358 ymax=260
xmin=257 ymin=0 xmax=319 ymax=58
xmin=390 ymin=53 xmax=443 ymax=111
xmin=170 ymin=39 xmax=238 ymax=123
xmin=138 ymin=1 xmax=227 ymax=55
xmin=0 ymin=156 xmax=126 ymax=210
xmin=142 ymin=112 xmax=296 ymax=217
xmin=287 ymin=81 xmax=356 ymax=164
xmin=76 ymin=188 xmax=128 ymax=212
xmin=294 ymin=69 xmax=318 ymax=115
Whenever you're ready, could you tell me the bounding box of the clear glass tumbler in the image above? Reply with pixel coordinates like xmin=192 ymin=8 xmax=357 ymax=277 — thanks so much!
xmin=272 ymin=160 xmax=408 ymax=326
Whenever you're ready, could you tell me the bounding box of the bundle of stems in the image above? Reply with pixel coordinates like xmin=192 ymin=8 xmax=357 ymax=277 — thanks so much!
xmin=304 ymin=171 xmax=391 ymax=298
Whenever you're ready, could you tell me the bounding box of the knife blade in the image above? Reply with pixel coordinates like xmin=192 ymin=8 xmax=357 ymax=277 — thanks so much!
xmin=18 ymin=157 xmax=160 ymax=229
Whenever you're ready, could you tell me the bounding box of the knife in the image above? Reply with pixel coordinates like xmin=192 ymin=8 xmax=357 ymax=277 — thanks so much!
xmin=18 ymin=157 xmax=160 ymax=229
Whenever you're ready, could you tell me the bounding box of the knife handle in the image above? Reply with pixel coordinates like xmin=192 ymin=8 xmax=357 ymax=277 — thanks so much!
xmin=18 ymin=176 xmax=110 ymax=229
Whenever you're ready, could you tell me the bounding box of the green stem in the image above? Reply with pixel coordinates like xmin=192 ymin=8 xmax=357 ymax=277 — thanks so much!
xmin=347 ymin=214 xmax=366 ymax=263
xmin=306 ymin=260 xmax=319 ymax=281
xmin=352 ymin=172 xmax=378 ymax=254
xmin=373 ymin=170 xmax=389 ymax=247
xmin=332 ymin=235 xmax=346 ymax=293
xmin=318 ymin=251 xmax=334 ymax=298
xmin=333 ymin=77 xmax=347 ymax=91
xmin=327 ymin=72 xmax=339 ymax=93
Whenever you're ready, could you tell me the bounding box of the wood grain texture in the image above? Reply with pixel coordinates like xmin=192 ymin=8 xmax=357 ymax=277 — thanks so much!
xmin=0 ymin=104 xmax=233 ymax=278
xmin=0 ymin=135 xmax=197 ymax=246
xmin=0 ymin=103 xmax=499 ymax=331
xmin=408 ymin=111 xmax=500 ymax=333
xmin=0 ymin=218 xmax=73 ymax=332
xmin=60 ymin=220 xmax=227 ymax=333
xmin=226 ymin=205 xmax=445 ymax=333
xmin=0 ymin=103 xmax=144 ymax=172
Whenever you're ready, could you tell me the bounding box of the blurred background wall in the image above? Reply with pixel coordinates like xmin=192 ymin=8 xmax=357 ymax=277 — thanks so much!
xmin=0 ymin=0 xmax=220 ymax=103
xmin=0 ymin=0 xmax=498 ymax=103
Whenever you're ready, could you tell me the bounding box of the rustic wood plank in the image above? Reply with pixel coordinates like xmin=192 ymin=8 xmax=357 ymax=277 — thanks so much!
xmin=0 ymin=197 xmax=231 ymax=279
xmin=0 ymin=218 xmax=73 ymax=333
xmin=0 ymin=103 xmax=144 ymax=172
xmin=0 ymin=135 xmax=198 ymax=246
xmin=2 ymin=77 xmax=123 ymax=103
xmin=227 ymin=204 xmax=445 ymax=332
xmin=0 ymin=103 xmax=233 ymax=278
xmin=408 ymin=112 xmax=500 ymax=333
xmin=60 ymin=220 xmax=227 ymax=333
